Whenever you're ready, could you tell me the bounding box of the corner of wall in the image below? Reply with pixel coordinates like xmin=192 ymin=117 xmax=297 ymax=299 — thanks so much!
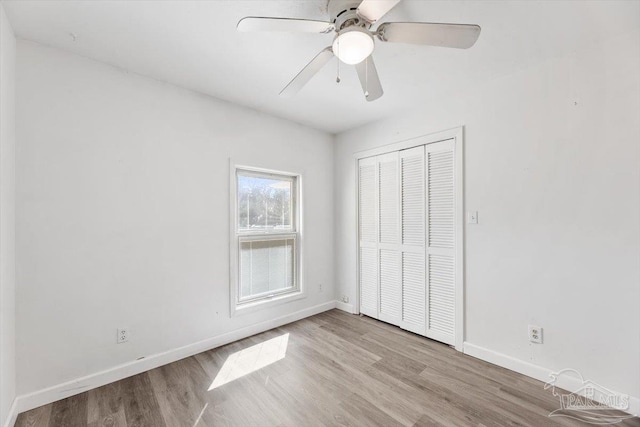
xmin=1 ymin=399 xmax=17 ymax=427
xmin=0 ymin=3 xmax=17 ymax=427
xmin=330 ymin=132 xmax=340 ymax=302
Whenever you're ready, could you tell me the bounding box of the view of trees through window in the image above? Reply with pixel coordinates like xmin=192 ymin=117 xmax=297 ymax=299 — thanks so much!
xmin=237 ymin=173 xmax=293 ymax=230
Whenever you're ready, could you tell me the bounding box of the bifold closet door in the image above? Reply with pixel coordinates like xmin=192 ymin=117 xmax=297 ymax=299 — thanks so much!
xmin=358 ymin=156 xmax=378 ymax=318
xmin=425 ymin=139 xmax=456 ymax=345
xmin=399 ymin=146 xmax=426 ymax=335
xmin=358 ymin=139 xmax=457 ymax=346
xmin=377 ymin=152 xmax=402 ymax=326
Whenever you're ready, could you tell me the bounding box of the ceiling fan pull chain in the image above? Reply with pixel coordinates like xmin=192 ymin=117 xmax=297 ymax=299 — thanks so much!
xmin=336 ymin=38 xmax=341 ymax=83
xmin=365 ymin=56 xmax=369 ymax=98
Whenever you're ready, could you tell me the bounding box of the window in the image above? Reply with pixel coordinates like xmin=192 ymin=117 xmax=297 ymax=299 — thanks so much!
xmin=232 ymin=167 xmax=301 ymax=312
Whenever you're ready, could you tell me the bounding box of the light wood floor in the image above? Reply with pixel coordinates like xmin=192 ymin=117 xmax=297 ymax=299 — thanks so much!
xmin=16 ymin=310 xmax=639 ymax=427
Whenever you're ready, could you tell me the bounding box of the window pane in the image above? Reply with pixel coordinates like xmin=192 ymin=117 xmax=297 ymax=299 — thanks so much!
xmin=238 ymin=173 xmax=292 ymax=231
xmin=239 ymin=238 xmax=295 ymax=299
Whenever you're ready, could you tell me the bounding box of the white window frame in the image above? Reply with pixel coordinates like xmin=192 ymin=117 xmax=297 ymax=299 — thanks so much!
xmin=229 ymin=162 xmax=304 ymax=316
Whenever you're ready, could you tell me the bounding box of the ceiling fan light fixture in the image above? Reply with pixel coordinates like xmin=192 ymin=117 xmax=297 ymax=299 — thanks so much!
xmin=332 ymin=27 xmax=374 ymax=65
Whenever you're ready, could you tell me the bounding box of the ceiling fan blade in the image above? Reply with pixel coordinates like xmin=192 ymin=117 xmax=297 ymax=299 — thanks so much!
xmin=357 ymin=0 xmax=401 ymax=23
xmin=280 ymin=47 xmax=334 ymax=97
xmin=354 ymin=55 xmax=383 ymax=102
xmin=237 ymin=17 xmax=334 ymax=33
xmin=377 ymin=22 xmax=481 ymax=49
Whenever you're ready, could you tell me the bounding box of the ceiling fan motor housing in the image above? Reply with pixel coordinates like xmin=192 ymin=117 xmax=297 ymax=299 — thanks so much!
xmin=329 ymin=0 xmax=371 ymax=31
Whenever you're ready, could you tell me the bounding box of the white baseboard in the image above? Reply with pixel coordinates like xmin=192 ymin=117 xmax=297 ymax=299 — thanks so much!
xmin=463 ymin=342 xmax=639 ymax=416
xmin=335 ymin=300 xmax=356 ymax=314
xmin=2 ymin=398 xmax=18 ymax=427
xmin=13 ymin=300 xmax=337 ymax=417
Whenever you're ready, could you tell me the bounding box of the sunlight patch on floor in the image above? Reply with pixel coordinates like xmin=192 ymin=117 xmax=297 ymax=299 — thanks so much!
xmin=208 ymin=333 xmax=289 ymax=390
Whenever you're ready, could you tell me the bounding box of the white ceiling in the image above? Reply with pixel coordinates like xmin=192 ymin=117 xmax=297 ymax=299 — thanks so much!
xmin=4 ymin=0 xmax=639 ymax=133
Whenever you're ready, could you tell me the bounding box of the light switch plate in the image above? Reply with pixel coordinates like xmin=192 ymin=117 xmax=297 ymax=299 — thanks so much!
xmin=468 ymin=211 xmax=478 ymax=224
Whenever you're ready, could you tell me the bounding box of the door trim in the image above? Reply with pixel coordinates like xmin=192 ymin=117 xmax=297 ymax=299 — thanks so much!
xmin=354 ymin=126 xmax=465 ymax=352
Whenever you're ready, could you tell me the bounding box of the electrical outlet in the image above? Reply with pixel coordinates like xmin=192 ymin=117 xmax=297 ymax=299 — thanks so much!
xmin=528 ymin=325 xmax=543 ymax=344
xmin=342 ymin=295 xmax=349 ymax=303
xmin=468 ymin=211 xmax=479 ymax=224
xmin=318 ymin=283 xmax=323 ymax=293
xmin=117 ymin=328 xmax=129 ymax=344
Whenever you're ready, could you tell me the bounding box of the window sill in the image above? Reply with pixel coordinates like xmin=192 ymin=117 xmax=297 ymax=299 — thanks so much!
xmin=231 ymin=290 xmax=306 ymax=317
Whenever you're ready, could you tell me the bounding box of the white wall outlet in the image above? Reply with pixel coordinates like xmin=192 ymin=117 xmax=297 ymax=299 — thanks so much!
xmin=468 ymin=211 xmax=479 ymax=224
xmin=117 ymin=328 xmax=129 ymax=344
xmin=342 ymin=295 xmax=349 ymax=303
xmin=318 ymin=283 xmax=323 ymax=293
xmin=528 ymin=325 xmax=543 ymax=344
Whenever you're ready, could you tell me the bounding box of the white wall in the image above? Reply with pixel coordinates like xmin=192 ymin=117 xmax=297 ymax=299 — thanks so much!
xmin=15 ymin=40 xmax=335 ymax=397
xmin=0 ymin=3 xmax=16 ymax=426
xmin=335 ymin=29 xmax=640 ymax=406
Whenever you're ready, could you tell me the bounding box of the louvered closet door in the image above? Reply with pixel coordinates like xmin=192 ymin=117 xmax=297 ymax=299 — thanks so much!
xmin=399 ymin=146 xmax=426 ymax=335
xmin=425 ymin=139 xmax=456 ymax=345
xmin=358 ymin=156 xmax=378 ymax=318
xmin=377 ymin=152 xmax=402 ymax=326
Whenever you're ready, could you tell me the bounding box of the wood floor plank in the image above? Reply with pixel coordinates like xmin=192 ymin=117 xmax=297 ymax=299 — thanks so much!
xmin=373 ymin=356 xmax=548 ymax=426
xmin=87 ymin=379 xmax=125 ymax=426
xmin=282 ymin=332 xmax=428 ymax=425
xmin=14 ymin=310 xmax=640 ymax=427
xmin=87 ymin=408 xmax=126 ymax=427
xmin=48 ymin=392 xmax=87 ymax=427
xmin=232 ymin=373 xmax=306 ymax=426
xmin=271 ymin=368 xmax=358 ymax=426
xmin=147 ymin=356 xmax=214 ymax=427
xmin=120 ymin=373 xmax=166 ymax=427
xmin=363 ymin=360 xmax=498 ymax=426
xmin=411 ymin=413 xmax=446 ymax=427
xmin=338 ymin=392 xmax=405 ymax=427
xmin=286 ymin=321 xmax=382 ymax=369
xmin=14 ymin=404 xmax=51 ymax=427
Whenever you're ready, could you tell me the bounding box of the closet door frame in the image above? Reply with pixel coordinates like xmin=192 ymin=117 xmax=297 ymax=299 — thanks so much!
xmin=354 ymin=127 xmax=465 ymax=352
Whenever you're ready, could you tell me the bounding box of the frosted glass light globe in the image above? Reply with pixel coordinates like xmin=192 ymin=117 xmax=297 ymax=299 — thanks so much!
xmin=332 ymin=28 xmax=374 ymax=65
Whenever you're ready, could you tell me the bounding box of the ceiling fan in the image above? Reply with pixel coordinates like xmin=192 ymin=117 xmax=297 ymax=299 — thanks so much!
xmin=237 ymin=0 xmax=481 ymax=102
